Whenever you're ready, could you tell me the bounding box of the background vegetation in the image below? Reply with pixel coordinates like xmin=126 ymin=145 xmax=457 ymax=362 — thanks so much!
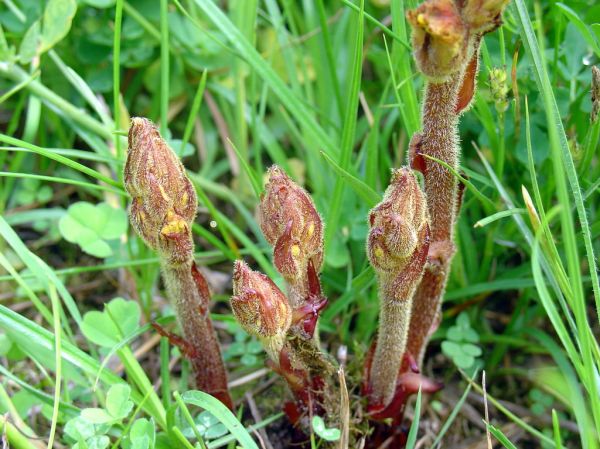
xmin=0 ymin=0 xmax=599 ymax=447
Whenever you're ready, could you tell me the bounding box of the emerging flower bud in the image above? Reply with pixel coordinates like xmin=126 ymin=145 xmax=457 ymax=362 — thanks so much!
xmin=366 ymin=168 xmax=431 ymax=407
xmin=407 ymin=0 xmax=468 ymax=80
xmin=461 ymin=0 xmax=509 ymax=34
xmin=125 ymin=118 xmax=197 ymax=267
xmin=258 ymin=166 xmax=323 ymax=286
xmin=231 ymin=261 xmax=291 ymax=358
xmin=367 ymin=168 xmax=430 ymax=301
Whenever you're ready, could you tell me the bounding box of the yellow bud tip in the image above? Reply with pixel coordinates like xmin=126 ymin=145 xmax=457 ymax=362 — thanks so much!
xmin=306 ymin=222 xmax=314 ymax=239
xmin=291 ymin=244 xmax=301 ymax=258
xmin=161 ymin=216 xmax=188 ymax=237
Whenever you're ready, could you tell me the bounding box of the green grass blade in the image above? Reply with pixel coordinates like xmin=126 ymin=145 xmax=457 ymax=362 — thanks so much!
xmin=205 ymin=413 xmax=283 ymax=448
xmin=486 ymin=424 xmax=518 ymax=449
xmin=463 ymin=372 xmax=555 ymax=447
xmin=181 ymin=390 xmax=259 ymax=449
xmin=391 ymin=0 xmax=420 ymax=137
xmin=474 ymin=209 xmax=526 ymax=228
xmin=47 ymin=286 xmax=62 ymax=449
xmin=527 ymin=328 xmax=595 ymax=449
xmin=160 ymin=0 xmax=169 ymax=135
xmin=0 ymin=172 xmax=126 ymax=196
xmin=552 ymin=410 xmax=564 ymax=449
xmin=512 ymin=0 xmax=600 ymax=431
xmin=405 ymin=387 xmax=422 ymax=449
xmin=554 ymin=3 xmax=600 ymax=57
xmin=424 ymin=153 xmax=496 ymax=211
xmin=191 ymin=0 xmax=340 ymax=161
xmin=431 ymin=370 xmax=479 ymax=448
xmin=0 ymin=134 xmax=123 ymax=189
xmin=0 ymin=252 xmax=53 ymax=326
xmin=513 ymin=0 xmax=600 ymax=344
xmin=324 ymin=0 xmax=364 ymax=250
xmin=340 ymin=0 xmax=410 ymax=50
xmin=228 ymin=138 xmax=262 ymax=199
xmin=0 ymin=216 xmax=82 ymax=327
xmin=113 ymin=0 xmax=124 ymax=160
xmin=180 ymin=70 xmax=208 ymax=157
xmin=319 ymin=150 xmax=379 ymax=208
xmin=0 ymin=64 xmax=112 ymax=140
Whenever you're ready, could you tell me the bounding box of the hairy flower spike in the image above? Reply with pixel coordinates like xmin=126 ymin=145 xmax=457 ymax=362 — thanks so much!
xmin=367 ymin=168 xmax=430 ymax=408
xmin=125 ymin=117 xmax=197 ymax=267
xmin=259 ymin=166 xmax=323 ymax=304
xmin=125 ymin=117 xmax=232 ymax=409
xmin=231 ymin=261 xmax=291 ymax=360
xmin=406 ymin=0 xmax=468 ymax=80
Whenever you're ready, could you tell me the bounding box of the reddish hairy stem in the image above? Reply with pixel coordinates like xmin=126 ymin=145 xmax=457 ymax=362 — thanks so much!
xmin=407 ymin=75 xmax=462 ymax=366
xmin=162 ymin=260 xmax=233 ymax=410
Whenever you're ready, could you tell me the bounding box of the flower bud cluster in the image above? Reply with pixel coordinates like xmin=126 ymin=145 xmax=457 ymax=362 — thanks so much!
xmin=489 ymin=67 xmax=509 ymax=113
xmin=258 ymin=166 xmax=323 ymax=286
xmin=367 ymin=168 xmax=430 ymax=302
xmin=407 ymin=0 xmax=509 ymax=81
xmin=125 ymin=118 xmax=197 ymax=266
xmin=231 ymin=166 xmax=331 ymax=420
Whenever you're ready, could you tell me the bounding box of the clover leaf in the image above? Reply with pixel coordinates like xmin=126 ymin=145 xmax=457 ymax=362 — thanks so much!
xmin=442 ymin=312 xmax=482 ymax=370
xmin=311 ymin=416 xmax=341 ymax=442
xmin=59 ymin=201 xmax=127 ymax=258
xmin=529 ymin=388 xmax=554 ymax=416
xmin=81 ymin=384 xmax=133 ymax=424
xmin=223 ymin=329 xmax=263 ymax=366
xmin=182 ymin=411 xmax=228 ymax=440
xmin=106 ymin=384 xmax=134 ymax=419
xmin=123 ymin=418 xmax=156 ymax=449
xmin=64 ymin=415 xmax=111 ymax=449
xmin=80 ymin=297 xmax=141 ymax=348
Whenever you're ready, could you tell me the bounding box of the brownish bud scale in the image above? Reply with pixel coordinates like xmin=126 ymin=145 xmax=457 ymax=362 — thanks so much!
xmin=461 ymin=0 xmax=509 ymax=34
xmin=231 ymin=261 xmax=291 ymax=360
xmin=592 ymin=66 xmax=600 ymax=123
xmin=258 ymin=166 xmax=323 ymax=287
xmin=367 ymin=168 xmax=429 ymax=299
xmin=406 ymin=0 xmax=468 ymax=80
xmin=125 ymin=118 xmax=197 ymax=267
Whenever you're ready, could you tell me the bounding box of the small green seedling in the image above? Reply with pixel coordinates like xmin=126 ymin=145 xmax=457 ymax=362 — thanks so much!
xmin=13 ymin=178 xmax=52 ymax=206
xmin=311 ymin=416 xmax=341 ymax=442
xmin=223 ymin=326 xmax=263 ymax=366
xmin=529 ymin=388 xmax=554 ymax=416
xmin=441 ymin=312 xmax=482 ymax=370
xmin=59 ymin=201 xmax=127 ymax=258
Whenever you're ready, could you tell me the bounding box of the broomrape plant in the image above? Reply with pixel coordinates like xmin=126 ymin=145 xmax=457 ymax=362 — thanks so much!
xmin=123 ymin=0 xmax=509 ymax=445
